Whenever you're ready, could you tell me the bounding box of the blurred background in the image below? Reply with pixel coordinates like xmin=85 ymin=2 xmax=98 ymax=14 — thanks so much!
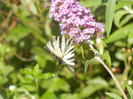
xmin=0 ymin=0 xmax=133 ymax=99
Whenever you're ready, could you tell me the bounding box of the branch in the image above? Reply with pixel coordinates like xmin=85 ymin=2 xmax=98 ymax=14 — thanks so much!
xmin=85 ymin=40 xmax=127 ymax=99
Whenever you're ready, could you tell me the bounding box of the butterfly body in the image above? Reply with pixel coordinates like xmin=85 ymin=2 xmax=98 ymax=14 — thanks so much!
xmin=45 ymin=36 xmax=75 ymax=74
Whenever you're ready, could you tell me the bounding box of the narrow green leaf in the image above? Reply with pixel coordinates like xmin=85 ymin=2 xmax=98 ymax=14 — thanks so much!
xmin=106 ymin=0 xmax=116 ymax=37
xmin=126 ymin=85 xmax=133 ymax=99
xmin=120 ymin=15 xmax=133 ymax=27
xmin=106 ymin=92 xmax=122 ymax=99
xmin=99 ymin=43 xmax=104 ymax=54
xmin=81 ymin=0 xmax=107 ymax=7
xmin=43 ymin=73 xmax=54 ymax=80
xmin=80 ymin=45 xmax=85 ymax=59
xmin=33 ymin=64 xmax=40 ymax=76
xmin=105 ymin=23 xmax=133 ymax=44
xmin=114 ymin=10 xmax=129 ymax=28
xmin=102 ymin=51 xmax=111 ymax=67
xmin=84 ymin=58 xmax=99 ymax=74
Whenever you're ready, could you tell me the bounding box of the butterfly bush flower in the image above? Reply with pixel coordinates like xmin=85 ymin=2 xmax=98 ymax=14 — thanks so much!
xmin=44 ymin=0 xmax=105 ymax=43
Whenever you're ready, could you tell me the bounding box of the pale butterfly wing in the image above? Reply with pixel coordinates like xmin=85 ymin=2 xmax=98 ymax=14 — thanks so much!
xmin=45 ymin=36 xmax=75 ymax=74
xmin=62 ymin=38 xmax=75 ymax=73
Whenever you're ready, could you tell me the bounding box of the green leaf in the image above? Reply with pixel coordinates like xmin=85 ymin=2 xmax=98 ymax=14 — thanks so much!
xmin=106 ymin=0 xmax=116 ymax=37
xmin=20 ymin=76 xmax=33 ymax=84
xmin=41 ymin=92 xmax=57 ymax=99
xmin=128 ymin=32 xmax=133 ymax=40
xmin=1 ymin=65 xmax=14 ymax=76
xmin=60 ymin=93 xmax=79 ymax=99
xmin=33 ymin=64 xmax=40 ymax=77
xmin=21 ymin=84 xmax=36 ymax=91
xmin=84 ymin=58 xmax=99 ymax=74
xmin=5 ymin=25 xmax=32 ymax=43
xmin=0 ymin=76 xmax=8 ymax=85
xmin=99 ymin=43 xmax=104 ymax=54
xmin=102 ymin=51 xmax=111 ymax=67
xmin=38 ymin=72 xmax=54 ymax=80
xmin=20 ymin=68 xmax=32 ymax=75
xmin=45 ymin=15 xmax=52 ymax=37
xmin=105 ymin=23 xmax=133 ymax=44
xmin=128 ymin=32 xmax=133 ymax=47
xmin=31 ymin=46 xmax=53 ymax=67
xmin=47 ymin=78 xmax=70 ymax=92
xmin=106 ymin=92 xmax=122 ymax=99
xmin=80 ymin=78 xmax=108 ymax=98
xmin=115 ymin=1 xmax=133 ymax=10
xmin=120 ymin=15 xmax=133 ymax=27
xmin=126 ymin=85 xmax=133 ymax=99
xmin=114 ymin=10 xmax=129 ymax=28
xmin=80 ymin=45 xmax=85 ymax=59
xmin=81 ymin=0 xmax=107 ymax=7
xmin=22 ymin=0 xmax=38 ymax=15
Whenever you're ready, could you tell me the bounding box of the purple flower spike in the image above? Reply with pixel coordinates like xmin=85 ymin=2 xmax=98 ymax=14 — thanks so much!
xmin=45 ymin=0 xmax=105 ymax=43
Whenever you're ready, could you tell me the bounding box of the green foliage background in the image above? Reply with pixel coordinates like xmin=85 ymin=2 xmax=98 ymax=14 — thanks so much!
xmin=0 ymin=0 xmax=133 ymax=99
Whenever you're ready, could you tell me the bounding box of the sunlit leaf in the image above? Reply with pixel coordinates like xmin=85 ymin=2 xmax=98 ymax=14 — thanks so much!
xmin=21 ymin=0 xmax=38 ymax=15
xmin=128 ymin=33 xmax=133 ymax=40
xmin=41 ymin=73 xmax=54 ymax=80
xmin=80 ymin=78 xmax=108 ymax=98
xmin=5 ymin=25 xmax=32 ymax=43
xmin=126 ymin=85 xmax=133 ymax=99
xmin=102 ymin=51 xmax=111 ymax=67
xmin=80 ymin=45 xmax=85 ymax=59
xmin=60 ymin=93 xmax=79 ymax=99
xmin=115 ymin=1 xmax=133 ymax=10
xmin=81 ymin=0 xmax=107 ymax=7
xmin=33 ymin=64 xmax=40 ymax=77
xmin=120 ymin=15 xmax=133 ymax=27
xmin=106 ymin=0 xmax=116 ymax=37
xmin=99 ymin=43 xmax=104 ymax=54
xmin=106 ymin=92 xmax=122 ymax=99
xmin=84 ymin=58 xmax=99 ymax=74
xmin=41 ymin=92 xmax=57 ymax=99
xmin=105 ymin=23 xmax=133 ymax=44
xmin=114 ymin=10 xmax=129 ymax=28
xmin=21 ymin=68 xmax=32 ymax=75
xmin=47 ymin=78 xmax=70 ymax=92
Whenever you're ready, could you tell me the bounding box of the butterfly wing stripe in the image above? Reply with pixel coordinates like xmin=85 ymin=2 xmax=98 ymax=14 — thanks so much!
xmin=67 ymin=39 xmax=72 ymax=46
xmin=66 ymin=65 xmax=74 ymax=74
xmin=61 ymin=37 xmax=66 ymax=55
xmin=63 ymin=56 xmax=75 ymax=66
xmin=50 ymin=40 xmax=55 ymax=49
xmin=66 ymin=56 xmax=75 ymax=61
xmin=65 ymin=45 xmax=74 ymax=55
xmin=50 ymin=36 xmax=62 ymax=58
xmin=57 ymin=37 xmax=62 ymax=57
xmin=59 ymin=36 xmax=62 ymax=52
xmin=46 ymin=41 xmax=55 ymax=53
xmin=67 ymin=48 xmax=74 ymax=55
xmin=67 ymin=38 xmax=73 ymax=47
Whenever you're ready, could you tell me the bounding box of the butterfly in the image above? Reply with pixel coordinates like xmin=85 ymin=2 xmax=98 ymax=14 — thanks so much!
xmin=45 ymin=36 xmax=75 ymax=74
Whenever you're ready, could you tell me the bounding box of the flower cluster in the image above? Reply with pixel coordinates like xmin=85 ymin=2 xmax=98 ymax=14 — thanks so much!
xmin=44 ymin=0 xmax=104 ymax=43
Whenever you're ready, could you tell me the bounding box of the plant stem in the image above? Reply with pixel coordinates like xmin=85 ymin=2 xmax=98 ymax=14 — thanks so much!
xmin=85 ymin=40 xmax=127 ymax=99
xmin=34 ymin=77 xmax=39 ymax=99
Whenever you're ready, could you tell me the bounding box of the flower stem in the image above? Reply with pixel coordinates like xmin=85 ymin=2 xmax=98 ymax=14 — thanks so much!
xmin=85 ymin=40 xmax=127 ymax=99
